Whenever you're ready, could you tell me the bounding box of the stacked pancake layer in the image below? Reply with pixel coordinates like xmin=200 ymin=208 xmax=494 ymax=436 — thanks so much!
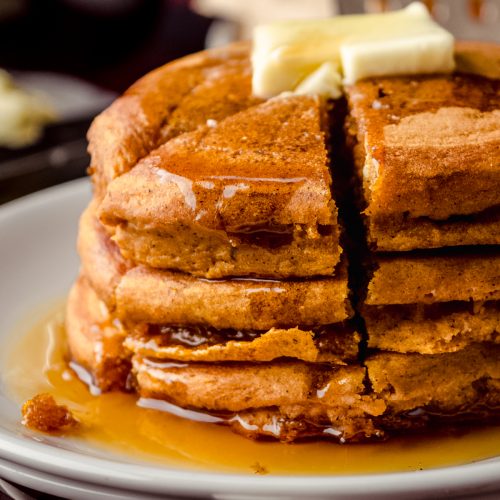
xmin=346 ymin=42 xmax=500 ymax=431
xmin=66 ymin=41 xmax=500 ymax=443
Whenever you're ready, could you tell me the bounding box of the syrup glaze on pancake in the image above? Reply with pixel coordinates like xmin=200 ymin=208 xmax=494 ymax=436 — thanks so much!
xmin=98 ymin=94 xmax=342 ymax=278
xmin=89 ymin=42 xmax=261 ymax=197
xmin=345 ymin=42 xmax=500 ymax=250
xmin=127 ymin=322 xmax=360 ymax=363
xmin=347 ymin=73 xmax=500 ymax=217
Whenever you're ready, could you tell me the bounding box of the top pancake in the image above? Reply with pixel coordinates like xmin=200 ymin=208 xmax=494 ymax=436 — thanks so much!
xmin=98 ymin=94 xmax=342 ymax=278
xmin=346 ymin=42 xmax=500 ymax=251
xmin=90 ymin=42 xmax=342 ymax=278
xmin=89 ymin=42 xmax=261 ymax=197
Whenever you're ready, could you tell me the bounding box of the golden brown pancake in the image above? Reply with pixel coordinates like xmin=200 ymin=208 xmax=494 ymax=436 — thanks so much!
xmin=66 ymin=276 xmax=130 ymax=392
xmin=99 ymin=94 xmax=342 ymax=278
xmin=366 ymin=249 xmax=500 ymax=305
xmin=65 ymin=40 xmax=500 ymax=443
xmin=126 ymin=323 xmax=360 ymax=364
xmin=134 ymin=357 xmax=386 ymax=442
xmin=345 ymin=43 xmax=500 ymax=251
xmin=367 ymin=344 xmax=500 ymax=417
xmin=79 ymin=203 xmax=352 ymax=329
xmin=67 ymin=277 xmax=360 ymax=384
xmin=364 ymin=302 xmax=500 ymax=354
xmin=89 ymin=42 xmax=261 ymax=197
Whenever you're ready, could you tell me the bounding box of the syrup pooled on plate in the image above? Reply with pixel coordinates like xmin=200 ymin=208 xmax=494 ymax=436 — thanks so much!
xmin=4 ymin=302 xmax=500 ymax=475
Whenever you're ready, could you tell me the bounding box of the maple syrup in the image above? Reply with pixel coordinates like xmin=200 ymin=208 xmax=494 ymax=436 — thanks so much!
xmin=3 ymin=301 xmax=500 ymax=475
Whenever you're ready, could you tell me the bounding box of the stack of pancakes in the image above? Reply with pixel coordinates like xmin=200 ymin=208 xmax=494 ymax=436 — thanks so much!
xmin=346 ymin=43 xmax=500 ymax=430
xmin=67 ymin=43 xmax=384 ymax=442
xmin=66 ymin=41 xmax=500 ymax=442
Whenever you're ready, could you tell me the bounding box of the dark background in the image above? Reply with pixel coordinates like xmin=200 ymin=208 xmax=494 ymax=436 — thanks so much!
xmin=0 ymin=0 xmax=213 ymax=204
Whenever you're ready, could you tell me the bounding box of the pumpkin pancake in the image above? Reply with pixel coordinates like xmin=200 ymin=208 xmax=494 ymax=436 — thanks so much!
xmin=99 ymin=94 xmax=342 ymax=278
xmin=345 ymin=42 xmax=500 ymax=251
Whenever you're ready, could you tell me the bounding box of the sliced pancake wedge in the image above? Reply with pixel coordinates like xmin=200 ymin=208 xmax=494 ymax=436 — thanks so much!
xmin=345 ymin=43 xmax=500 ymax=251
xmin=99 ymin=94 xmax=342 ymax=278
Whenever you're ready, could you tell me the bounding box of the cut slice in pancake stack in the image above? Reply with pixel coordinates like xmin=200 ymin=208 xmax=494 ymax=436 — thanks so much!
xmin=66 ymin=41 xmax=500 ymax=443
xmin=67 ymin=43 xmax=385 ymax=443
xmin=345 ymin=51 xmax=500 ymax=430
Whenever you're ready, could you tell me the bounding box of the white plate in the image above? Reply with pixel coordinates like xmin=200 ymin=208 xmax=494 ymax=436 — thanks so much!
xmin=0 ymin=179 xmax=499 ymax=499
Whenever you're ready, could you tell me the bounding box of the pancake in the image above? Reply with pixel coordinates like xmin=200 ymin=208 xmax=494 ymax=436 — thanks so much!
xmin=67 ymin=39 xmax=500 ymax=443
xmin=66 ymin=276 xmax=130 ymax=392
xmin=126 ymin=323 xmax=360 ymax=364
xmin=134 ymin=358 xmax=385 ymax=442
xmin=365 ymin=248 xmax=500 ymax=305
xmin=363 ymin=302 xmax=500 ymax=354
xmin=79 ymin=204 xmax=352 ymax=329
xmin=364 ymin=209 xmax=500 ymax=252
xmin=99 ymin=94 xmax=342 ymax=278
xmin=78 ymin=201 xmax=130 ymax=307
xmin=89 ymin=42 xmax=261 ymax=197
xmin=345 ymin=42 xmax=500 ymax=251
xmin=67 ymin=277 xmax=360 ymax=388
xmin=367 ymin=344 xmax=500 ymax=422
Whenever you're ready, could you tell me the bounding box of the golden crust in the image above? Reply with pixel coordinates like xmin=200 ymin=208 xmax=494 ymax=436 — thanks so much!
xmin=66 ymin=276 xmax=130 ymax=391
xmin=364 ymin=302 xmax=500 ymax=354
xmin=100 ymin=95 xmax=336 ymax=229
xmin=79 ymin=203 xmax=352 ymax=329
xmin=346 ymin=43 xmax=500 ymax=251
xmin=366 ymin=249 xmax=500 ymax=305
xmin=88 ymin=42 xmax=260 ymax=197
xmin=367 ymin=344 xmax=500 ymax=414
xmin=98 ymin=94 xmax=341 ymax=277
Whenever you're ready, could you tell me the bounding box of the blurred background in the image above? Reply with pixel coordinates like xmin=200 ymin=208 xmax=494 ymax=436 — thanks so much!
xmin=0 ymin=0 xmax=499 ymax=205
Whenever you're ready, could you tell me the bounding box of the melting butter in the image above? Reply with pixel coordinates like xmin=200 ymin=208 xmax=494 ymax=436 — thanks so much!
xmin=252 ymin=2 xmax=454 ymax=99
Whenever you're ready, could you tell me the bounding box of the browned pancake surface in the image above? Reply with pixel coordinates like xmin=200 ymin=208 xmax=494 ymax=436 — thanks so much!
xmin=346 ymin=43 xmax=500 ymax=250
xmin=99 ymin=95 xmax=341 ymax=278
xmin=366 ymin=249 xmax=500 ymax=305
xmin=364 ymin=302 xmax=500 ymax=354
xmin=89 ymin=42 xmax=261 ymax=196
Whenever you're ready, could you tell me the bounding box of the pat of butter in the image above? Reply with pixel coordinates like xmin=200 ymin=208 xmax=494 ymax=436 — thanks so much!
xmin=294 ymin=62 xmax=343 ymax=99
xmin=252 ymin=2 xmax=455 ymax=98
xmin=0 ymin=70 xmax=56 ymax=148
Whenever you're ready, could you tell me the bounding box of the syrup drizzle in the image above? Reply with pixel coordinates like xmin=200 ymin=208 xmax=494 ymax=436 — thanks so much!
xmin=3 ymin=302 xmax=500 ymax=475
